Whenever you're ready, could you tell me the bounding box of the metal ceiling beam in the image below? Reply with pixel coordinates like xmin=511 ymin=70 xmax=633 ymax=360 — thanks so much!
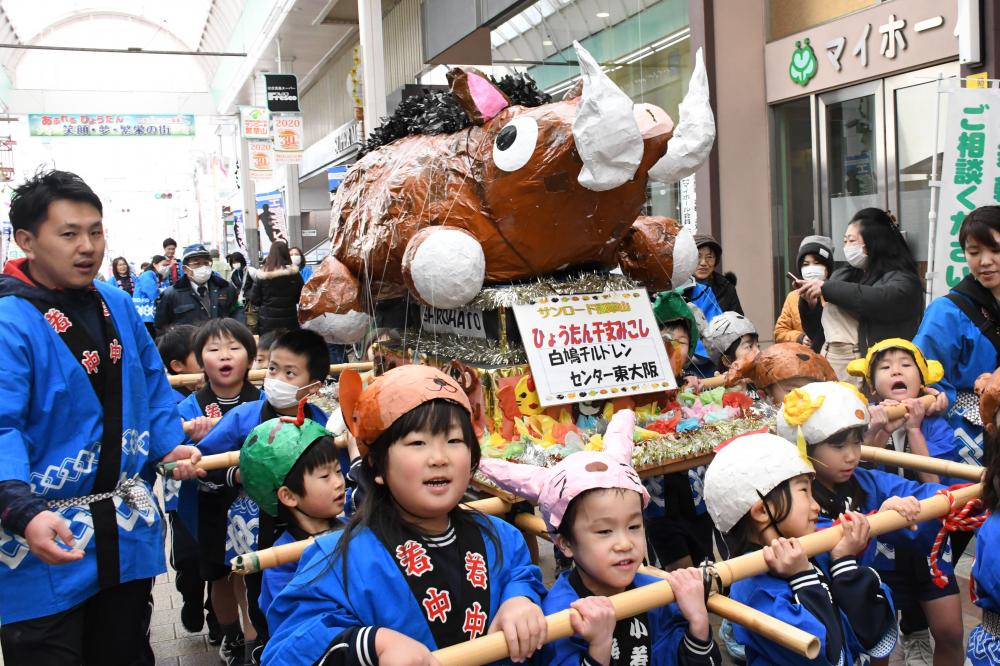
xmin=0 ymin=43 xmax=246 ymax=56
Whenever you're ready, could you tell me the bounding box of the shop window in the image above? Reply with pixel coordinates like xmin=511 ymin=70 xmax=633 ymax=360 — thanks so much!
xmin=770 ymin=97 xmax=815 ymax=315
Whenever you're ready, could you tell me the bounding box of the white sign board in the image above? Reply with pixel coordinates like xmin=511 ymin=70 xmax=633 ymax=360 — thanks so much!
xmin=420 ymin=305 xmax=488 ymax=338
xmin=513 ymin=290 xmax=676 ymax=407
xmin=931 ymin=86 xmax=1000 ymax=298
xmin=240 ymin=106 xmax=270 ymax=139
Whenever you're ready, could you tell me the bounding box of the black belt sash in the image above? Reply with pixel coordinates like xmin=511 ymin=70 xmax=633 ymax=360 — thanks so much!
xmin=30 ymin=292 xmax=124 ymax=589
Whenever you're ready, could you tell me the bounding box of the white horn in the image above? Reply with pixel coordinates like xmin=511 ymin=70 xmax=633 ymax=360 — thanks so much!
xmin=648 ymin=48 xmax=716 ymax=184
xmin=572 ymin=41 xmax=643 ymax=191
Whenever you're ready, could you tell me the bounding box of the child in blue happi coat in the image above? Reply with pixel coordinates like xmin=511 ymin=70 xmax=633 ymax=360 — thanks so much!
xmin=481 ymin=408 xmax=721 ymax=666
xmin=704 ymin=430 xmax=899 ymax=665
xmin=264 ymin=364 xmax=546 ymax=665
xmin=236 ymin=414 xmax=348 ymax=633
xmin=967 ymin=368 xmax=1000 ymax=665
xmin=189 ymin=328 xmax=335 ymax=658
xmin=847 ymin=339 xmax=967 ymax=663
xmin=176 ymin=318 xmax=261 ymax=660
xmin=646 ymin=291 xmax=715 ymax=571
xmin=776 ymin=380 xmax=962 ymax=664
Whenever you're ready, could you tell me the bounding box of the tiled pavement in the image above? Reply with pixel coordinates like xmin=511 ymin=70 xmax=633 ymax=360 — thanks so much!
xmin=0 ymin=537 xmax=985 ymax=665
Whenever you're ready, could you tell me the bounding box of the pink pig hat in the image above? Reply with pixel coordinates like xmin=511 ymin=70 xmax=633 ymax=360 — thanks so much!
xmin=478 ymin=409 xmax=649 ymax=532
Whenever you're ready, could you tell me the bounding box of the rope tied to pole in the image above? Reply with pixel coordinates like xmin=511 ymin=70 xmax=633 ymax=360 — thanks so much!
xmin=929 ymin=484 xmax=988 ymax=589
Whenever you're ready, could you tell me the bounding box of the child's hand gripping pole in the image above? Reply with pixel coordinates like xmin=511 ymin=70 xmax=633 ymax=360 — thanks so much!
xmin=166 ymin=361 xmax=375 ymax=388
xmin=879 ymin=394 xmax=937 ymax=420
xmin=430 ymin=483 xmax=984 ymax=666
xmin=229 ymin=497 xmax=514 ymax=573
xmin=181 ymin=417 xmax=220 ymax=437
xmin=637 ymin=565 xmax=820 ymax=659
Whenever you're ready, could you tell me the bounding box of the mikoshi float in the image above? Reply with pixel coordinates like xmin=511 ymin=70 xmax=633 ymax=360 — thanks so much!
xmin=293 ymin=41 xmax=768 ymax=483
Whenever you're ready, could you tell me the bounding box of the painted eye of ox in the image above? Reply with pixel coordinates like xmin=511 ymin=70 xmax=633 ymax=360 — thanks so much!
xmin=492 ymin=116 xmax=539 ymax=172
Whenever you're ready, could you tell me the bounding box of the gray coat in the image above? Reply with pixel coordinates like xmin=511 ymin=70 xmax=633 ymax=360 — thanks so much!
xmin=820 ymin=266 xmax=923 ymax=355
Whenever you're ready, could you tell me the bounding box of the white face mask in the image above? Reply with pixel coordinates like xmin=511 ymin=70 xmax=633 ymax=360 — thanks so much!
xmin=844 ymin=243 xmax=868 ymax=269
xmin=232 ymin=262 xmax=243 ymax=270
xmin=189 ymin=265 xmax=213 ymax=285
xmin=291 ymin=255 xmax=302 ymax=266
xmin=263 ymin=378 xmax=318 ymax=409
xmin=800 ymin=265 xmax=827 ymax=281
xmin=156 ymin=265 xmax=169 ymax=277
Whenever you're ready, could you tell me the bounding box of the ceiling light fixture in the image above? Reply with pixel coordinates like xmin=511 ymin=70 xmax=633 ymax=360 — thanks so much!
xmin=543 ymin=39 xmax=553 ymax=46
xmin=596 ymin=11 xmax=610 ymax=18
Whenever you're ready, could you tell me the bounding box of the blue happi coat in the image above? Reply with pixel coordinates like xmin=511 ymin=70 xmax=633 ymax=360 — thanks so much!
xmin=262 ymin=515 xmax=545 ymax=666
xmin=730 ymin=556 xmax=896 ymax=666
xmin=913 ymin=289 xmax=997 ymax=468
xmin=814 ymin=466 xmax=947 ymax=574
xmin=175 ymin=398 xmax=331 ymax=550
xmin=541 ymin=570 xmax=715 ymax=665
xmin=132 ymin=268 xmax=168 ymax=324
xmin=969 ymin=513 xmax=1000 ymax=665
xmin=0 ymin=265 xmax=183 ymax=623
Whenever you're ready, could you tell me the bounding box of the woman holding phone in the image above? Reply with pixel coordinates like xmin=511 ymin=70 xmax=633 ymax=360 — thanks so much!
xmin=795 ymin=208 xmax=923 ymax=382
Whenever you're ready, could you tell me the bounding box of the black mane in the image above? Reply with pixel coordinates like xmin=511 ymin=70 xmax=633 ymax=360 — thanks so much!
xmin=359 ymin=72 xmax=551 ymax=156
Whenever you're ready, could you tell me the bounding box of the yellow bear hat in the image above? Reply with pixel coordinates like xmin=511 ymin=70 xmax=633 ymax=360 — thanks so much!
xmin=846 ymin=338 xmax=944 ymax=387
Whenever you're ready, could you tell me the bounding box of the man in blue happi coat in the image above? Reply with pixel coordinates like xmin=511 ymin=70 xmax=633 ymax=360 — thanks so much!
xmin=0 ymin=170 xmax=203 ymax=665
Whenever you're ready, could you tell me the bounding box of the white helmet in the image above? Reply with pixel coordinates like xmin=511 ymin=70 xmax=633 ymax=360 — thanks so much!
xmin=704 ymin=432 xmax=814 ymax=533
xmin=704 ymin=311 xmax=756 ymax=362
xmin=776 ymin=381 xmax=869 ymax=447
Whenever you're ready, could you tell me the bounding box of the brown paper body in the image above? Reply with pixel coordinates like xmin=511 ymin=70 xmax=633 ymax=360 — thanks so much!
xmin=328 ymin=100 xmax=672 ymax=303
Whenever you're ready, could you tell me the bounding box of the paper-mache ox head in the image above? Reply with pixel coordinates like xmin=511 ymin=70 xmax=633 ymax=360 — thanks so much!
xmin=299 ymin=42 xmax=715 ymax=343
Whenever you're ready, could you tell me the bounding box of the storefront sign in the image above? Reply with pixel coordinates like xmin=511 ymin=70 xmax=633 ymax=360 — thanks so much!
xmin=272 ymin=113 xmax=303 ymax=152
xmin=28 ymin=114 xmax=195 ymax=137
xmin=420 ymin=305 xmax=487 ymax=339
xmin=240 ymin=106 xmax=270 ymax=139
xmin=247 ymin=140 xmax=274 ymax=180
xmin=513 ymin=290 xmax=675 ymax=407
xmin=931 ymin=86 xmax=1000 ymax=299
xmin=765 ymin=0 xmax=960 ymax=103
xmin=333 ymin=120 xmax=361 ymax=157
xmin=264 ymin=73 xmax=300 ymax=112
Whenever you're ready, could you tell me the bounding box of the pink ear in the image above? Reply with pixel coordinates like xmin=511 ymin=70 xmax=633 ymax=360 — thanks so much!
xmin=601 ymin=409 xmax=636 ymax=464
xmin=466 ymin=72 xmax=509 ymax=121
xmin=447 ymin=68 xmax=511 ymax=125
xmin=477 ymin=458 xmax=547 ymax=504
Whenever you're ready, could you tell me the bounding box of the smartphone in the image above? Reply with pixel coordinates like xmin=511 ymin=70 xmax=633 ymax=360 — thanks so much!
xmin=787 ymin=271 xmax=800 ymax=282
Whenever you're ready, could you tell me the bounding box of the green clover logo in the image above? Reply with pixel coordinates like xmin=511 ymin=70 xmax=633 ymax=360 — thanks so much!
xmin=789 ymin=38 xmax=818 ymax=87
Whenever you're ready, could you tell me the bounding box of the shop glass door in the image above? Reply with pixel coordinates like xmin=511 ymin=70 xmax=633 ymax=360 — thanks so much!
xmin=885 ymin=63 xmax=959 ymax=274
xmin=818 ymin=81 xmax=886 ymax=259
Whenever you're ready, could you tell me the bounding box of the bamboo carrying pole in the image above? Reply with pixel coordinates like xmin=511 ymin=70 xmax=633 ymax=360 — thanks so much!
xmin=167 ymin=361 xmax=374 ymax=388
xmin=637 ymin=566 xmax=820 ymax=659
xmin=879 ymin=394 xmax=937 ymax=420
xmin=158 ymin=434 xmax=350 ymax=476
xmin=431 ymin=483 xmax=983 ymax=665
xmin=859 ymin=445 xmax=983 ymax=481
xmin=230 ymin=496 xmax=514 ymax=573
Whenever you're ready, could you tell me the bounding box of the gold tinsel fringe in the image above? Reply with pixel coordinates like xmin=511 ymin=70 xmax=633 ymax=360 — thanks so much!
xmin=470 ymin=271 xmax=641 ymax=311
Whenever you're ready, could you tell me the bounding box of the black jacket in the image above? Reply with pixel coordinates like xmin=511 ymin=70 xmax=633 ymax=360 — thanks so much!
xmin=230 ymin=267 xmax=253 ymax=302
xmin=821 ymin=265 xmax=923 ymax=355
xmin=249 ymin=266 xmax=304 ymax=334
xmin=705 ymin=271 xmax=743 ymax=314
xmin=154 ymin=272 xmax=244 ymax=332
